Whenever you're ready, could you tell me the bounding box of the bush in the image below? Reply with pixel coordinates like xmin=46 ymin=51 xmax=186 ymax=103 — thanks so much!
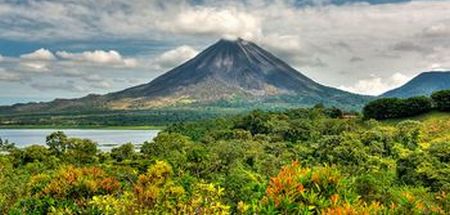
xmin=432 ymin=89 xmax=450 ymax=111
xmin=259 ymin=161 xmax=356 ymax=214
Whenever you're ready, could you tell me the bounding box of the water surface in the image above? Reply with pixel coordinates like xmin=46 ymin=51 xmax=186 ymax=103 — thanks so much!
xmin=0 ymin=129 xmax=160 ymax=151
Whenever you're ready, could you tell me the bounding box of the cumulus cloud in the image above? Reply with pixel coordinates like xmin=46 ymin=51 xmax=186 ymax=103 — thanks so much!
xmin=153 ymin=45 xmax=198 ymax=70
xmin=20 ymin=48 xmax=55 ymax=61
xmin=19 ymin=61 xmax=52 ymax=72
xmin=56 ymin=50 xmax=137 ymax=68
xmin=18 ymin=49 xmax=56 ymax=72
xmin=339 ymin=72 xmax=410 ymax=95
xmin=161 ymin=7 xmax=262 ymax=40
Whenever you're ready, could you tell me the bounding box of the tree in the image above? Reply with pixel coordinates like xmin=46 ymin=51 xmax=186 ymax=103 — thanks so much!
xmin=402 ymin=96 xmax=432 ymax=116
xmin=0 ymin=138 xmax=16 ymax=152
xmin=66 ymin=138 xmax=98 ymax=164
xmin=111 ymin=143 xmax=136 ymax=162
xmin=431 ymin=89 xmax=450 ymax=111
xmin=325 ymin=107 xmax=344 ymax=119
xmin=363 ymin=97 xmax=432 ymax=120
xmin=235 ymin=110 xmax=272 ymax=135
xmin=363 ymin=98 xmax=403 ymax=120
xmin=22 ymin=145 xmax=50 ymax=164
xmin=141 ymin=133 xmax=193 ymax=171
xmin=46 ymin=131 xmax=68 ymax=156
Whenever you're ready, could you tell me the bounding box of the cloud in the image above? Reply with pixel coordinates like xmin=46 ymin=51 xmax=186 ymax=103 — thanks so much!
xmin=159 ymin=7 xmax=262 ymax=40
xmin=153 ymin=45 xmax=198 ymax=70
xmin=82 ymin=74 xmax=103 ymax=82
xmin=421 ymin=22 xmax=450 ymax=38
xmin=20 ymin=48 xmax=55 ymax=61
xmin=19 ymin=61 xmax=52 ymax=72
xmin=350 ymin=57 xmax=364 ymax=62
xmin=392 ymin=41 xmax=430 ymax=53
xmin=339 ymin=72 xmax=410 ymax=95
xmin=429 ymin=63 xmax=450 ymax=72
xmin=0 ymin=69 xmax=22 ymax=82
xmin=31 ymin=80 xmax=87 ymax=92
xmin=89 ymin=80 xmax=112 ymax=89
xmin=56 ymin=50 xmax=137 ymax=68
xmin=18 ymin=49 xmax=56 ymax=72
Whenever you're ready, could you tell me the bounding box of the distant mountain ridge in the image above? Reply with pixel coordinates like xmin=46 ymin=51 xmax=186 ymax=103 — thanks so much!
xmin=382 ymin=71 xmax=450 ymax=98
xmin=1 ymin=38 xmax=370 ymax=114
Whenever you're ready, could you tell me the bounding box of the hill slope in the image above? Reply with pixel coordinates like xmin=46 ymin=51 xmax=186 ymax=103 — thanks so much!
xmin=382 ymin=71 xmax=450 ymax=98
xmin=0 ymin=38 xmax=370 ymax=114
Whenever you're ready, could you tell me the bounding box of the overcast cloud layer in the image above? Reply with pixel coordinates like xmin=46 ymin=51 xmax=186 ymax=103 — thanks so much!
xmin=0 ymin=0 xmax=449 ymax=104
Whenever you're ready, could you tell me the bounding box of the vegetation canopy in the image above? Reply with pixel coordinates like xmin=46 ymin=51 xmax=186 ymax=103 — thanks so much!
xmin=1 ymin=106 xmax=450 ymax=214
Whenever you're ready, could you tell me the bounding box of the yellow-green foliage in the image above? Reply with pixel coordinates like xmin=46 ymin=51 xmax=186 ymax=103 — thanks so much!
xmin=34 ymin=166 xmax=121 ymax=202
xmin=88 ymin=161 xmax=230 ymax=215
xmin=260 ymin=161 xmax=350 ymax=214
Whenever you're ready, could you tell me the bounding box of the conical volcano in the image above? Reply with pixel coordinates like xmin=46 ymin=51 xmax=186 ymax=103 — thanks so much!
xmin=1 ymin=38 xmax=370 ymax=113
xmin=105 ymin=38 xmax=361 ymax=108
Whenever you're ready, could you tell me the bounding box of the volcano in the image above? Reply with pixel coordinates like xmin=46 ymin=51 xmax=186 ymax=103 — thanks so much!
xmin=1 ymin=38 xmax=369 ymax=113
xmin=103 ymin=38 xmax=366 ymax=109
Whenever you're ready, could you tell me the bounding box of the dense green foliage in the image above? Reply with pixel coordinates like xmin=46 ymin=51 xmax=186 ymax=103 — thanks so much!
xmin=364 ymin=90 xmax=450 ymax=119
xmin=1 ymin=108 xmax=450 ymax=214
xmin=432 ymin=89 xmax=450 ymax=111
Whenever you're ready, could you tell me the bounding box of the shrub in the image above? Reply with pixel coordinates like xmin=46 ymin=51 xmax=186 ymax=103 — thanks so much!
xmin=180 ymin=182 xmax=230 ymax=215
xmin=395 ymin=120 xmax=422 ymax=150
xmin=397 ymin=142 xmax=450 ymax=192
xmin=259 ymin=161 xmax=355 ymax=214
xmin=22 ymin=145 xmax=51 ymax=164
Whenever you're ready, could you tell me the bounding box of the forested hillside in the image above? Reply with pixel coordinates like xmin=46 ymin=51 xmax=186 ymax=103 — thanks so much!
xmin=1 ymin=107 xmax=450 ymax=214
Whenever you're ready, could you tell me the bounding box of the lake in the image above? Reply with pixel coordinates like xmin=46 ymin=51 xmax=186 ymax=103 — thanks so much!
xmin=0 ymin=129 xmax=160 ymax=151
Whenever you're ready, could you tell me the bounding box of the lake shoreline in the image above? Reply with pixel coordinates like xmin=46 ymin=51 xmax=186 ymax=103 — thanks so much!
xmin=0 ymin=125 xmax=165 ymax=130
xmin=0 ymin=129 xmax=161 ymax=151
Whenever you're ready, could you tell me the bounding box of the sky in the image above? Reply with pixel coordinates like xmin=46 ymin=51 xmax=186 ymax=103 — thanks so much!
xmin=0 ymin=0 xmax=449 ymax=105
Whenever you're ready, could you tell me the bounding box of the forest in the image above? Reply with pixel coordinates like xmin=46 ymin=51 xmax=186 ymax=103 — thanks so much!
xmin=1 ymin=104 xmax=450 ymax=214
